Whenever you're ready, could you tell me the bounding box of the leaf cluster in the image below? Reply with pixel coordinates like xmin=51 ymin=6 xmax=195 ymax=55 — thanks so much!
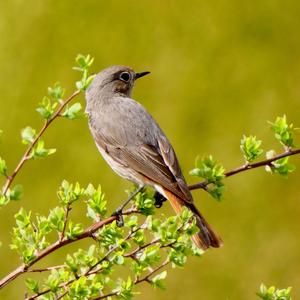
xmin=16 ymin=184 xmax=202 ymax=299
xmin=190 ymin=155 xmax=225 ymax=200
xmin=257 ymin=284 xmax=292 ymax=300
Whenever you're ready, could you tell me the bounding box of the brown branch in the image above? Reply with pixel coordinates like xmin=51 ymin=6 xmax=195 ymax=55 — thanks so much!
xmin=188 ymin=148 xmax=300 ymax=191
xmin=92 ymin=292 xmax=119 ymax=300
xmin=0 ymin=208 xmax=138 ymax=290
xmin=2 ymin=90 xmax=80 ymax=196
xmin=27 ymin=265 xmax=65 ymax=273
xmin=60 ymin=203 xmax=71 ymax=242
xmin=135 ymin=259 xmax=170 ymax=285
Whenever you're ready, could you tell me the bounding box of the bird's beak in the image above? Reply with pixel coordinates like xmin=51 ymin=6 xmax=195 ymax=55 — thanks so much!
xmin=135 ymin=71 xmax=150 ymax=80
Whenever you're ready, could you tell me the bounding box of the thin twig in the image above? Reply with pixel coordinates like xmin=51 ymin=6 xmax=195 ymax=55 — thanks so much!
xmin=92 ymin=292 xmax=119 ymax=300
xmin=124 ymin=238 xmax=160 ymax=258
xmin=26 ymin=265 xmax=65 ymax=273
xmin=2 ymin=90 xmax=80 ymax=196
xmin=135 ymin=259 xmax=170 ymax=285
xmin=60 ymin=203 xmax=71 ymax=242
xmin=188 ymin=148 xmax=300 ymax=191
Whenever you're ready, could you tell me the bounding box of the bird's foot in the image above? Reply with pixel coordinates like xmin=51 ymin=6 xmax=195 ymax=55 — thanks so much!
xmin=111 ymin=185 xmax=145 ymax=227
xmin=154 ymin=191 xmax=167 ymax=208
xmin=111 ymin=208 xmax=124 ymax=227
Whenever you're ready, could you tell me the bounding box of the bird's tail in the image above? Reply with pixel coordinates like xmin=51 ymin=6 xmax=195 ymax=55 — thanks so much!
xmin=163 ymin=189 xmax=223 ymax=250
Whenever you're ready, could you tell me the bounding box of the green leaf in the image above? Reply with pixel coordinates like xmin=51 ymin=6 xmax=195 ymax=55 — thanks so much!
xmin=31 ymin=140 xmax=56 ymax=158
xmin=58 ymin=180 xmax=85 ymax=205
xmin=74 ymin=54 xmax=94 ymax=70
xmin=21 ymin=127 xmax=36 ymax=145
xmin=36 ymin=96 xmax=58 ymax=119
xmin=48 ymin=206 xmax=65 ymax=232
xmin=47 ymin=83 xmax=65 ymax=101
xmin=62 ymin=103 xmax=83 ymax=119
xmin=190 ymin=156 xmax=225 ymax=200
xmin=65 ymin=254 xmax=79 ymax=274
xmin=257 ymin=283 xmax=292 ymax=300
xmin=0 ymin=157 xmax=7 ymax=176
xmin=265 ymin=151 xmax=295 ymax=177
xmin=151 ymin=271 xmax=167 ymax=289
xmin=269 ymin=115 xmax=296 ymax=148
xmin=117 ymin=277 xmax=134 ymax=300
xmin=0 ymin=194 xmax=10 ymax=207
xmin=240 ymin=135 xmax=263 ymax=162
xmin=69 ymin=276 xmax=90 ymax=299
xmin=134 ymin=190 xmax=156 ymax=215
xmin=85 ymin=184 xmax=107 ymax=221
xmin=8 ymin=184 xmax=23 ymax=201
xmin=66 ymin=221 xmax=84 ymax=239
xmin=45 ymin=269 xmax=69 ymax=293
xmin=26 ymin=278 xmax=39 ymax=294
xmin=190 ymin=156 xmax=225 ymax=182
xmin=73 ymin=54 xmax=95 ymax=91
xmin=132 ymin=229 xmax=145 ymax=246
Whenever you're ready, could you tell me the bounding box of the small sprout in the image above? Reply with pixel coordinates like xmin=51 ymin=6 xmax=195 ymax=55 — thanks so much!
xmin=257 ymin=283 xmax=292 ymax=300
xmin=134 ymin=190 xmax=156 ymax=215
xmin=265 ymin=151 xmax=295 ymax=176
xmin=21 ymin=126 xmax=36 ymax=145
xmin=69 ymin=276 xmax=90 ymax=299
xmin=0 ymin=194 xmax=10 ymax=207
xmin=240 ymin=135 xmax=263 ymax=162
xmin=30 ymin=140 xmax=56 ymax=159
xmin=269 ymin=115 xmax=296 ymax=148
xmin=36 ymin=96 xmax=58 ymax=119
xmin=57 ymin=180 xmax=85 ymax=205
xmin=25 ymin=278 xmax=39 ymax=294
xmin=62 ymin=102 xmax=83 ymax=120
xmin=7 ymin=184 xmax=23 ymax=201
xmin=73 ymin=54 xmax=95 ymax=91
xmin=117 ymin=277 xmax=134 ymax=300
xmin=47 ymin=83 xmax=65 ymax=101
xmin=48 ymin=206 xmax=65 ymax=232
xmin=74 ymin=54 xmax=94 ymax=71
xmin=0 ymin=157 xmax=7 ymax=176
xmin=151 ymin=271 xmax=167 ymax=289
xmin=66 ymin=221 xmax=84 ymax=240
xmin=190 ymin=156 xmax=225 ymax=200
xmin=85 ymin=184 xmax=107 ymax=221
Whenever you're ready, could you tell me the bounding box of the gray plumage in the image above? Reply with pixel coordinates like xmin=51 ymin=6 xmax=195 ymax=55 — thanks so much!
xmin=85 ymin=65 xmax=222 ymax=249
xmin=85 ymin=66 xmax=192 ymax=202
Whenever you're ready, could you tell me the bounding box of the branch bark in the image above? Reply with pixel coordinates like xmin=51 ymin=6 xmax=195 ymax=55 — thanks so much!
xmin=188 ymin=148 xmax=300 ymax=191
xmin=2 ymin=90 xmax=80 ymax=196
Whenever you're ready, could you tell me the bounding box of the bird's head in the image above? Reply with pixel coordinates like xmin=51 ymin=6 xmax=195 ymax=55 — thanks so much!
xmin=86 ymin=66 xmax=150 ymax=102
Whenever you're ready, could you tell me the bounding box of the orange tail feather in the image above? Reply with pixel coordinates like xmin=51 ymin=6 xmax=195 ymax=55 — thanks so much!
xmin=163 ymin=189 xmax=223 ymax=250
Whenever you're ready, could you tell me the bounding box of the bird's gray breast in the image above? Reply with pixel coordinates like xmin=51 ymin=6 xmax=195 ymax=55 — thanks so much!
xmin=87 ymin=96 xmax=163 ymax=183
xmin=89 ymin=96 xmax=162 ymax=148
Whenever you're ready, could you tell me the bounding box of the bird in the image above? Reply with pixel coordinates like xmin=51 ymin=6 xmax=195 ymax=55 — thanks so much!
xmin=85 ymin=65 xmax=222 ymax=250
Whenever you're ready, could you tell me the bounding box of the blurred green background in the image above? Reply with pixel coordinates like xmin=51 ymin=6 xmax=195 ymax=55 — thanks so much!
xmin=1 ymin=1 xmax=300 ymax=299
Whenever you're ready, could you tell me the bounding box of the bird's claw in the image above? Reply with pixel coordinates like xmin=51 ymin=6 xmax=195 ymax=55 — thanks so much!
xmin=154 ymin=192 xmax=167 ymax=208
xmin=112 ymin=208 xmax=124 ymax=227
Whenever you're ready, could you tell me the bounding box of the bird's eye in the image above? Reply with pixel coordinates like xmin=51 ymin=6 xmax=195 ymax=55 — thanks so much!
xmin=119 ymin=71 xmax=131 ymax=82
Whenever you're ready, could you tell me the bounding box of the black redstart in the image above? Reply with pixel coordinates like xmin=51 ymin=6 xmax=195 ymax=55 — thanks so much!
xmin=85 ymin=66 xmax=222 ymax=250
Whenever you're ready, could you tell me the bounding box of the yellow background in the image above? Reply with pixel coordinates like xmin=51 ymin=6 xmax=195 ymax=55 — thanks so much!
xmin=0 ymin=1 xmax=300 ymax=299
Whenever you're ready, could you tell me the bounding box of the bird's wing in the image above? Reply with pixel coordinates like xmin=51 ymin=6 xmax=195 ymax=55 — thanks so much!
xmin=93 ymin=127 xmax=193 ymax=203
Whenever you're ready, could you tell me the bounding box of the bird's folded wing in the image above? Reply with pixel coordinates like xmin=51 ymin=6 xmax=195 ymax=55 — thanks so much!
xmin=94 ymin=130 xmax=193 ymax=203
